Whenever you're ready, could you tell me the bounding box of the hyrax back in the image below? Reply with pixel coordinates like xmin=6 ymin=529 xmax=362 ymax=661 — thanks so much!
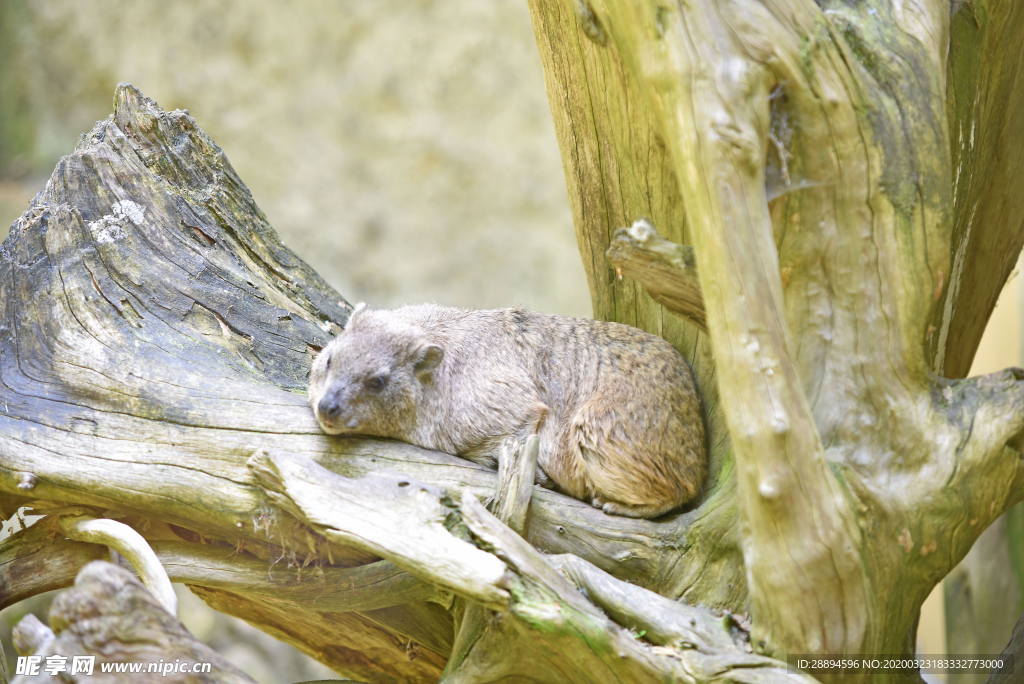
xmin=308 ymin=304 xmax=706 ymax=518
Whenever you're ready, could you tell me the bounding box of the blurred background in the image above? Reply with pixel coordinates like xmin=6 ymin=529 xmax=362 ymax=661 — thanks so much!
xmin=0 ymin=1 xmax=1021 ymax=681
xmin=0 ymin=0 xmax=589 ymax=315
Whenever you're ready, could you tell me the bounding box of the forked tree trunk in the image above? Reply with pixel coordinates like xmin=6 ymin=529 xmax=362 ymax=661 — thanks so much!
xmin=3 ymin=0 xmax=1024 ymax=681
xmin=527 ymin=0 xmax=1024 ymax=664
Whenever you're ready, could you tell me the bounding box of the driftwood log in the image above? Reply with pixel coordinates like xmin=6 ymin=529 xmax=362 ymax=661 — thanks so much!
xmin=0 ymin=85 xmax=808 ymax=682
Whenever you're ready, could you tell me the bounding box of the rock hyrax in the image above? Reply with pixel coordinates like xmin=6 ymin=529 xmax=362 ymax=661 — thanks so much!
xmin=308 ymin=304 xmax=706 ymax=518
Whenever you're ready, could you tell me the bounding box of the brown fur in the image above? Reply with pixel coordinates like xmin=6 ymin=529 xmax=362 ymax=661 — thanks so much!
xmin=307 ymin=304 xmax=706 ymax=518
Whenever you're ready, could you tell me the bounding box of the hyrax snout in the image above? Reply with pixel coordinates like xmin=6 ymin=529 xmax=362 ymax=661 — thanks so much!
xmin=308 ymin=303 xmax=707 ymax=518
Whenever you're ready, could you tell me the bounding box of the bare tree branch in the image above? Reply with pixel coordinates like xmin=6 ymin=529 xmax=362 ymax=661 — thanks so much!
xmin=593 ymin=0 xmax=872 ymax=655
xmin=936 ymin=0 xmax=1024 ymax=377
xmin=491 ymin=436 xmax=540 ymax=535
xmin=444 ymin=433 xmax=541 ymax=679
xmin=549 ymin=553 xmax=742 ymax=651
xmin=0 ymin=514 xmax=452 ymax=629
xmin=247 ymin=449 xmax=511 ymax=611
xmin=57 ymin=513 xmax=177 ymax=616
xmin=606 ymin=219 xmax=706 ymax=331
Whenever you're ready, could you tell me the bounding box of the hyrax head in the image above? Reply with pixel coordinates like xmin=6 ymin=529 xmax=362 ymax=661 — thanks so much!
xmin=308 ymin=304 xmax=444 ymax=437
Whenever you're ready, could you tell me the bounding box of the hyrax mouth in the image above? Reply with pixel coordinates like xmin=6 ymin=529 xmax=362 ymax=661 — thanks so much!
xmin=314 ymin=408 xmax=360 ymax=434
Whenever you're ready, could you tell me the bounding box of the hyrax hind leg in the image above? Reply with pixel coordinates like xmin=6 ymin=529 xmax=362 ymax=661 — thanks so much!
xmin=580 ymin=443 xmax=689 ymax=519
xmin=571 ymin=392 xmax=706 ymax=519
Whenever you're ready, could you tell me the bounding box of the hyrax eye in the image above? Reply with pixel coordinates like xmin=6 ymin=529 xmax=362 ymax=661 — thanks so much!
xmin=366 ymin=375 xmax=387 ymax=392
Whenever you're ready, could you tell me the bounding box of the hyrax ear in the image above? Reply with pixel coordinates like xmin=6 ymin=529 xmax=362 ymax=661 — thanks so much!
xmin=413 ymin=344 xmax=444 ymax=378
xmin=343 ymin=303 xmax=367 ymax=331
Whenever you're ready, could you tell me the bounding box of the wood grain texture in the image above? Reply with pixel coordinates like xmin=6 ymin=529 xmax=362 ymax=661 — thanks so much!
xmin=248 ymin=449 xmax=511 ymax=610
xmin=0 ymin=518 xmax=448 ymax=614
xmin=250 ymin=447 xmax=812 ymax=683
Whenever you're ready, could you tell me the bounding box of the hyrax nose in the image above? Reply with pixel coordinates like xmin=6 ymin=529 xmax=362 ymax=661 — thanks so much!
xmin=318 ymin=397 xmax=341 ymax=419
